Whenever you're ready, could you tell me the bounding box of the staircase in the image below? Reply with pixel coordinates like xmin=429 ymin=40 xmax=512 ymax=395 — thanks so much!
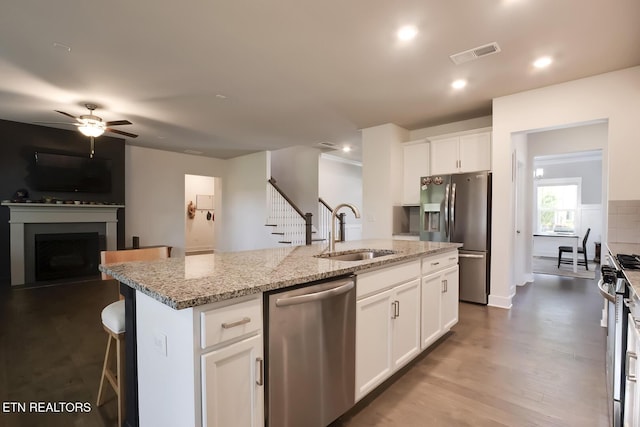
xmin=266 ymin=178 xmax=313 ymax=245
xmin=265 ymin=178 xmax=347 ymax=246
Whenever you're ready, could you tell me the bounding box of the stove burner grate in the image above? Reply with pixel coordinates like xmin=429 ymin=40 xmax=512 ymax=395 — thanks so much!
xmin=617 ymin=254 xmax=640 ymax=270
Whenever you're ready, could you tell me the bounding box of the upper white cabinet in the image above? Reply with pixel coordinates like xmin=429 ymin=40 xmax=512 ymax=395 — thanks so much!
xmin=402 ymin=139 xmax=429 ymax=205
xmin=430 ymin=130 xmax=491 ymax=175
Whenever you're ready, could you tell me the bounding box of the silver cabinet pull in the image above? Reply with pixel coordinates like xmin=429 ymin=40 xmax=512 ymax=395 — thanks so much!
xmin=221 ymin=317 xmax=251 ymax=329
xmin=391 ymin=301 xmax=400 ymax=319
xmin=431 ymin=261 xmax=440 ymax=266
xmin=626 ymin=351 xmax=637 ymax=382
xmin=441 ymin=280 xmax=446 ymax=293
xmin=449 ymin=257 xmax=457 ymax=261
xmin=444 ymin=279 xmax=448 ymax=293
xmin=256 ymin=357 xmax=264 ymax=386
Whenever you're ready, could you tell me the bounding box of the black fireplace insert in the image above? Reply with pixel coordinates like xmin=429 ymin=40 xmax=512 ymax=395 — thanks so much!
xmin=35 ymin=232 xmax=100 ymax=281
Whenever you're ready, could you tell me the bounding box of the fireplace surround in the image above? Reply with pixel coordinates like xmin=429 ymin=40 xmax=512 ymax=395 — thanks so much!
xmin=2 ymin=203 xmax=123 ymax=285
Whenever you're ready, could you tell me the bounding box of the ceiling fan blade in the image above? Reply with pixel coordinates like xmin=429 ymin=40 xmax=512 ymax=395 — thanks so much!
xmin=33 ymin=121 xmax=77 ymax=125
xmin=54 ymin=110 xmax=79 ymax=120
xmin=106 ymin=128 xmax=138 ymax=138
xmin=105 ymin=120 xmax=132 ymax=126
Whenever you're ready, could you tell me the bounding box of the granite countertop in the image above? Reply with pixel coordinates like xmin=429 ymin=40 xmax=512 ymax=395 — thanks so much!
xmin=99 ymin=239 xmax=461 ymax=310
xmin=605 ymin=242 xmax=640 ymax=297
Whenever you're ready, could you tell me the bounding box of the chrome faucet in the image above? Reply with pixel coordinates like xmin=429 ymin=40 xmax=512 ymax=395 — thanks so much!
xmin=330 ymin=203 xmax=361 ymax=252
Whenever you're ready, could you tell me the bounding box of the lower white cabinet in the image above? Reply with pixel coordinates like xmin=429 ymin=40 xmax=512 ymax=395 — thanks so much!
xmin=201 ymin=334 xmax=264 ymax=427
xmin=355 ymin=277 xmax=420 ymax=401
xmin=421 ymin=265 xmax=459 ymax=349
xmin=625 ymin=313 xmax=640 ymax=427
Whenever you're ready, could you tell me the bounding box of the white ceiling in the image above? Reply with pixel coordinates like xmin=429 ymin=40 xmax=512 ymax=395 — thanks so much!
xmin=0 ymin=0 xmax=639 ymax=159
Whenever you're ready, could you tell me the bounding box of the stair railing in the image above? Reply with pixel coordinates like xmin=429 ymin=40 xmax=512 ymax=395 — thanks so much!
xmin=267 ymin=178 xmax=312 ymax=245
xmin=318 ymin=198 xmax=346 ymax=243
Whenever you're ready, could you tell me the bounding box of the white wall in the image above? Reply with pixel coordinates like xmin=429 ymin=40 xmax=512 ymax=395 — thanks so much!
xmin=217 ymin=151 xmax=279 ymax=252
xmin=361 ymin=123 xmax=407 ymax=239
xmin=185 ymin=174 xmax=216 ymax=253
xmin=491 ymin=66 xmax=640 ymax=309
xmin=270 ymin=145 xmax=320 ymax=224
xmin=318 ymin=153 xmax=363 ymax=232
xmin=126 ymin=146 xmax=225 ymax=257
xmin=409 ymin=116 xmax=492 ymax=140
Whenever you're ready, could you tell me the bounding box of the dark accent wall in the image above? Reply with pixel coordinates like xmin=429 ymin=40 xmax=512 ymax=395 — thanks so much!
xmin=0 ymin=119 xmax=126 ymax=288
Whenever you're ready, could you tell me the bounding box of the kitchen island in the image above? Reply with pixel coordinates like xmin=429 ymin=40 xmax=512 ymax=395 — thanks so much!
xmin=100 ymin=239 xmax=461 ymax=427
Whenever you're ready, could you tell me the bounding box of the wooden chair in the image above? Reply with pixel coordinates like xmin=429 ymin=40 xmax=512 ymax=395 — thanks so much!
xmin=557 ymin=228 xmax=591 ymax=270
xmin=97 ymin=246 xmax=170 ymax=426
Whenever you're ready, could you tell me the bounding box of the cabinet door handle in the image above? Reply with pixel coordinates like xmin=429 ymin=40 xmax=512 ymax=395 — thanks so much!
xmin=441 ymin=280 xmax=445 ymax=293
xmin=256 ymin=357 xmax=264 ymax=386
xmin=221 ymin=317 xmax=251 ymax=329
xmin=391 ymin=301 xmax=400 ymax=319
xmin=431 ymin=261 xmax=440 ymax=266
xmin=626 ymin=351 xmax=638 ymax=383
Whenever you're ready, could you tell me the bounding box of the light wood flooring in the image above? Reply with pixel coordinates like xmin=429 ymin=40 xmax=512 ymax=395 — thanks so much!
xmin=0 ymin=273 xmax=608 ymax=427
xmin=336 ymin=273 xmax=608 ymax=427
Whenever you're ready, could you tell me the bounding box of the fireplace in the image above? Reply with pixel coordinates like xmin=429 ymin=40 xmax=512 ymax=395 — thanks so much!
xmin=2 ymin=202 xmax=123 ymax=285
xmin=34 ymin=232 xmax=102 ymax=281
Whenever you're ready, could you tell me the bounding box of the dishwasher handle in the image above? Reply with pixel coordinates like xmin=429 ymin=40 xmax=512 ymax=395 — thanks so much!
xmin=275 ymin=280 xmax=354 ymax=307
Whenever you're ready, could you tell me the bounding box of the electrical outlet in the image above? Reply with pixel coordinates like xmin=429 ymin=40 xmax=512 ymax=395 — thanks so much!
xmin=153 ymin=332 xmax=167 ymax=357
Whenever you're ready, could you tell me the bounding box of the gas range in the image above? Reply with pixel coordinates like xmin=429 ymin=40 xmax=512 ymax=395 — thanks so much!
xmin=616 ymin=254 xmax=640 ymax=270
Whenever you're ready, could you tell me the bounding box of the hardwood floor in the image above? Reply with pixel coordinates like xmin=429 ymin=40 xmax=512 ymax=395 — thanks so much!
xmin=0 ymin=279 xmax=120 ymax=427
xmin=0 ymin=273 xmax=608 ymax=427
xmin=337 ymin=273 xmax=609 ymax=427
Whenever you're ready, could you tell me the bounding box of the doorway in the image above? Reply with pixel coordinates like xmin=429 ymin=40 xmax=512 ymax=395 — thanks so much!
xmin=512 ymin=121 xmax=608 ymax=284
xmin=184 ymin=174 xmax=217 ymax=255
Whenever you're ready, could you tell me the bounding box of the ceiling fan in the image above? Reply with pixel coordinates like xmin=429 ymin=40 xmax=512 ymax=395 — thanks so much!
xmin=36 ymin=103 xmax=138 ymax=157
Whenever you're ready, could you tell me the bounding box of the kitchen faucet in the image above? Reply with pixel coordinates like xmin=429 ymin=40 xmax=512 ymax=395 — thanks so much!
xmin=330 ymin=203 xmax=361 ymax=252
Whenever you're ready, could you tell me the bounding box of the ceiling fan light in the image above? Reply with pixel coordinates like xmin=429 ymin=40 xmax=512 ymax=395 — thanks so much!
xmin=78 ymin=124 xmax=105 ymax=137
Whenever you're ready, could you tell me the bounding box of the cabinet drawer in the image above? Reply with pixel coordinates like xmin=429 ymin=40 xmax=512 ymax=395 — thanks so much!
xmin=356 ymin=260 xmax=420 ymax=299
xmin=201 ymin=297 xmax=262 ymax=349
xmin=422 ymin=251 xmax=458 ymax=275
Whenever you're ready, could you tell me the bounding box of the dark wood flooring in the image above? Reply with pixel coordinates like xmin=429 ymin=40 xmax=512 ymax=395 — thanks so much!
xmin=0 ymin=273 xmax=608 ymax=427
xmin=0 ymin=279 xmax=120 ymax=427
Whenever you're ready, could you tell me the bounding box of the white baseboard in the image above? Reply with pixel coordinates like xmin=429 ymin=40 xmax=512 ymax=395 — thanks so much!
xmin=488 ymin=293 xmax=513 ymax=309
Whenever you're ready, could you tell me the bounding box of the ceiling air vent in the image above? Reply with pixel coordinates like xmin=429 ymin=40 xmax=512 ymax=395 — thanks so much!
xmin=317 ymin=141 xmax=337 ymax=149
xmin=449 ymin=42 xmax=501 ymax=65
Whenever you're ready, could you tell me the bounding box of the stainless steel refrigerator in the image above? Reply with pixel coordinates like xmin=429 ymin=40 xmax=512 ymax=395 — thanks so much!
xmin=419 ymin=171 xmax=491 ymax=304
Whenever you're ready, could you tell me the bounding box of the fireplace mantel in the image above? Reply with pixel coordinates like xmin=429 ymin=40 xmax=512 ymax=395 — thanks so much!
xmin=2 ymin=203 xmax=124 ymax=285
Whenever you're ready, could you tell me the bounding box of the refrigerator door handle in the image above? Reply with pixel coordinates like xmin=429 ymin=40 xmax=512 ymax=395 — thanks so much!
xmin=450 ymin=183 xmax=457 ymax=238
xmin=444 ymin=183 xmax=450 ymax=238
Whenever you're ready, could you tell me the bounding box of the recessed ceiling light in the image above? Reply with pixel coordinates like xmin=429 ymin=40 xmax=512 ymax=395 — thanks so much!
xmin=533 ymin=56 xmax=552 ymax=68
xmin=451 ymin=79 xmax=467 ymax=89
xmin=397 ymin=25 xmax=418 ymax=41
xmin=342 ymin=146 xmax=352 ymax=153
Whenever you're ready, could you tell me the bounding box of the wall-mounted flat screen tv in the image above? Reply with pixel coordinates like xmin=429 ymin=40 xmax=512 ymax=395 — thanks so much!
xmin=34 ymin=152 xmax=112 ymax=193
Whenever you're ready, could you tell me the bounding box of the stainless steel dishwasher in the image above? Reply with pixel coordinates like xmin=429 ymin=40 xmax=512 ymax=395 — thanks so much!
xmin=265 ymin=275 xmax=355 ymax=427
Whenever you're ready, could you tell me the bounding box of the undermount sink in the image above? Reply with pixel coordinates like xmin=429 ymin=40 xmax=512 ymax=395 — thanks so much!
xmin=315 ymin=249 xmax=398 ymax=261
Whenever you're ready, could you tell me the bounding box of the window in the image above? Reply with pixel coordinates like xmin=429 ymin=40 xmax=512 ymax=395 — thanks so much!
xmin=535 ymin=178 xmax=581 ymax=233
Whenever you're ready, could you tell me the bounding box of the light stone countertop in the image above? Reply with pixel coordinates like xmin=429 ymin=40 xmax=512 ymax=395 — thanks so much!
xmin=99 ymin=239 xmax=462 ymax=310
xmin=605 ymin=243 xmax=640 ymax=297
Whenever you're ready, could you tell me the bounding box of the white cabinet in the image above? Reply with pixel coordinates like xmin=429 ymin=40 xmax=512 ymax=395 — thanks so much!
xmin=355 ymin=287 xmax=394 ymax=400
xmin=199 ymin=297 xmax=264 ymax=427
xmin=421 ymin=252 xmax=459 ymax=349
xmin=391 ymin=279 xmax=421 ymax=368
xmin=201 ymin=334 xmax=264 ymax=427
xmin=625 ymin=313 xmax=640 ymax=427
xmin=355 ymin=261 xmax=421 ymax=401
xmin=402 ymin=140 xmax=429 ymax=205
xmin=430 ymin=130 xmax=491 ymax=175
